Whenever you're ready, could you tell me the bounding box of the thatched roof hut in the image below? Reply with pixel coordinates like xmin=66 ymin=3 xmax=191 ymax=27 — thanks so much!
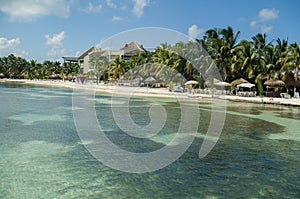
xmin=264 ymin=79 xmax=286 ymax=88
xmin=205 ymin=78 xmax=229 ymax=86
xmin=214 ymin=80 xmax=231 ymax=86
xmin=144 ymin=76 xmax=156 ymax=83
xmin=120 ymin=42 xmax=146 ymax=56
xmin=230 ymin=78 xmax=248 ymax=87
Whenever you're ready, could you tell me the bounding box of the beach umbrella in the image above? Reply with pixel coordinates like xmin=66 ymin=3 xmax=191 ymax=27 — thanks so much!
xmin=214 ymin=81 xmax=231 ymax=87
xmin=231 ymin=78 xmax=248 ymax=87
xmin=264 ymin=79 xmax=285 ymax=87
xmin=144 ymin=76 xmax=157 ymax=88
xmin=76 ymin=76 xmax=86 ymax=84
xmin=144 ymin=76 xmax=156 ymax=83
xmin=205 ymin=78 xmax=220 ymax=86
xmin=213 ymin=78 xmax=221 ymax=84
xmin=184 ymin=80 xmax=198 ymax=85
xmin=237 ymin=82 xmax=255 ymax=88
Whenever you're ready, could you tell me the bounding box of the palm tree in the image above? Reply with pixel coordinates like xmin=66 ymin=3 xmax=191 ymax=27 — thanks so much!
xmin=42 ymin=60 xmax=54 ymax=78
xmin=61 ymin=62 xmax=76 ymax=81
xmin=51 ymin=61 xmax=61 ymax=78
xmin=139 ymin=51 xmax=154 ymax=64
xmin=220 ymin=26 xmax=241 ymax=49
xmin=153 ymin=48 xmax=178 ymax=73
xmin=127 ymin=51 xmax=153 ymax=70
xmin=218 ymin=27 xmax=240 ymax=81
xmin=89 ymin=53 xmax=109 ymax=84
xmin=281 ymin=42 xmax=300 ymax=92
xmin=35 ymin=63 xmax=47 ymax=79
xmin=3 ymin=54 xmax=28 ymax=78
xmin=69 ymin=62 xmax=80 ymax=79
xmin=0 ymin=56 xmax=11 ymax=78
xmin=250 ymin=33 xmax=271 ymax=73
xmin=251 ymin=33 xmax=273 ymax=52
xmin=108 ymin=57 xmax=127 ymax=81
xmin=156 ymin=45 xmax=190 ymax=75
xmin=24 ymin=60 xmax=37 ymax=79
xmin=203 ymin=27 xmax=240 ymax=82
xmin=232 ymin=40 xmax=256 ymax=80
xmin=261 ymin=39 xmax=288 ymax=81
xmin=128 ymin=54 xmax=143 ymax=68
xmin=276 ymin=38 xmax=289 ymax=57
xmin=172 ymin=41 xmax=202 ymax=80
xmin=275 ymin=38 xmax=289 ymax=77
xmin=158 ymin=64 xmax=183 ymax=84
xmin=203 ymin=28 xmax=220 ymax=59
xmin=262 ymin=45 xmax=280 ymax=80
xmin=159 ymin=42 xmax=171 ymax=50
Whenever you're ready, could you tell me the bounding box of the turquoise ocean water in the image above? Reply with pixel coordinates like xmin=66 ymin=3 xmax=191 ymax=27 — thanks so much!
xmin=0 ymin=82 xmax=299 ymax=198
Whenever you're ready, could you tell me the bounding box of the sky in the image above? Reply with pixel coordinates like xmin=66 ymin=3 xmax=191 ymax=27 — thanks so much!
xmin=0 ymin=0 xmax=299 ymax=62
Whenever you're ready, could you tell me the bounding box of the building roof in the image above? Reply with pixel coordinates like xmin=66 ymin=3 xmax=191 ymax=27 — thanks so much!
xmin=78 ymin=46 xmax=97 ymax=60
xmin=120 ymin=42 xmax=146 ymax=56
xmin=264 ymin=79 xmax=285 ymax=87
xmin=64 ymin=42 xmax=146 ymax=62
xmin=62 ymin=57 xmax=79 ymax=62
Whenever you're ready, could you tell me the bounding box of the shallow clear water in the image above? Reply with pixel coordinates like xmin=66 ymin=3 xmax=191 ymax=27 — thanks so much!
xmin=0 ymin=82 xmax=300 ymax=198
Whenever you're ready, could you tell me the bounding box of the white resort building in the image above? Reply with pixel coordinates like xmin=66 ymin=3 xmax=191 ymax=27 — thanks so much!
xmin=62 ymin=42 xmax=146 ymax=74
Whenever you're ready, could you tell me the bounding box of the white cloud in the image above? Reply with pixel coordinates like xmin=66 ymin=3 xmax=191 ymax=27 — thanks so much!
xmin=0 ymin=37 xmax=20 ymax=56
xmin=0 ymin=37 xmax=20 ymax=50
xmin=13 ymin=50 xmax=29 ymax=58
xmin=45 ymin=31 xmax=65 ymax=48
xmin=249 ymin=8 xmax=279 ymax=34
xmin=259 ymin=8 xmax=279 ymax=22
xmin=82 ymin=2 xmax=102 ymax=13
xmin=0 ymin=0 xmax=70 ymax=22
xmin=45 ymin=31 xmax=66 ymax=60
xmin=0 ymin=37 xmax=29 ymax=57
xmin=250 ymin=21 xmax=257 ymax=28
xmin=106 ymin=0 xmax=117 ymax=8
xmin=47 ymin=48 xmax=66 ymax=59
xmin=188 ymin=25 xmax=204 ymax=39
xmin=112 ymin=16 xmax=124 ymax=21
xmin=261 ymin=25 xmax=273 ymax=34
xmin=132 ymin=0 xmax=149 ymax=17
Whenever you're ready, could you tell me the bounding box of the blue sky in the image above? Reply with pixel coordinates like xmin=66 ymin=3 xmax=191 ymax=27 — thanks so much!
xmin=0 ymin=0 xmax=299 ymax=62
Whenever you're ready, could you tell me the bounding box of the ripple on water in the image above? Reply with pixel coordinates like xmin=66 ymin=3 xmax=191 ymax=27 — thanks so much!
xmin=0 ymin=140 xmax=74 ymax=198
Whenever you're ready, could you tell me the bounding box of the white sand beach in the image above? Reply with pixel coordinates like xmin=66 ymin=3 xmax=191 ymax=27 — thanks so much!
xmin=1 ymin=78 xmax=300 ymax=107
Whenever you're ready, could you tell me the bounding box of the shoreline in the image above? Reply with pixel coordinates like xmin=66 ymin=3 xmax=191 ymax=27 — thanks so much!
xmin=1 ymin=78 xmax=300 ymax=107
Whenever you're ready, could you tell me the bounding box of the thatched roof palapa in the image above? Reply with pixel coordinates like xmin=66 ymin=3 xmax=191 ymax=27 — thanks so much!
xmin=230 ymin=78 xmax=248 ymax=87
xmin=237 ymin=82 xmax=255 ymax=88
xmin=120 ymin=42 xmax=146 ymax=56
xmin=144 ymin=76 xmax=156 ymax=83
xmin=214 ymin=80 xmax=231 ymax=87
xmin=264 ymin=79 xmax=285 ymax=87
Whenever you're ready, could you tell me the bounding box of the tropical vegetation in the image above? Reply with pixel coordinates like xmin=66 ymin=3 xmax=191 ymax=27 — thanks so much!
xmin=1 ymin=26 xmax=299 ymax=95
xmin=0 ymin=54 xmax=80 ymax=80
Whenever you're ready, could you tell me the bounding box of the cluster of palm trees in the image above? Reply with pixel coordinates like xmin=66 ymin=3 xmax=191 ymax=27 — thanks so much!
xmin=0 ymin=54 xmax=80 ymax=80
xmin=107 ymin=26 xmax=299 ymax=94
xmin=201 ymin=27 xmax=299 ymax=94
